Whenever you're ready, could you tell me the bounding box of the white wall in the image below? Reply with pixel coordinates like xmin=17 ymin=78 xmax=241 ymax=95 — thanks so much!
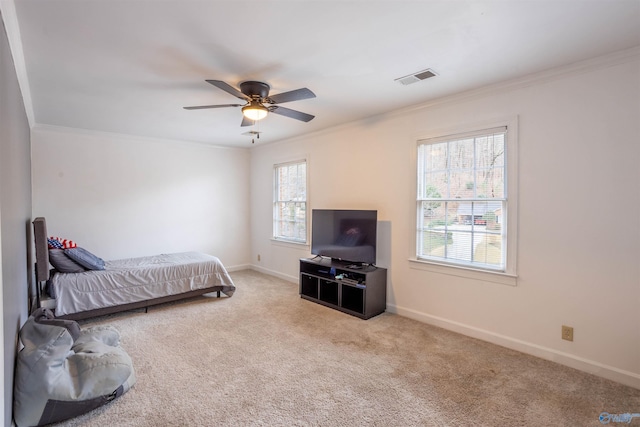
xmin=1 ymin=10 xmax=32 ymax=425
xmin=250 ymin=52 xmax=640 ymax=388
xmin=32 ymin=127 xmax=251 ymax=269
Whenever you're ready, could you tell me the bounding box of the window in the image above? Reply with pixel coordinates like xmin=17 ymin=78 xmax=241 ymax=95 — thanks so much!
xmin=274 ymin=160 xmax=307 ymax=243
xmin=416 ymin=127 xmax=509 ymax=272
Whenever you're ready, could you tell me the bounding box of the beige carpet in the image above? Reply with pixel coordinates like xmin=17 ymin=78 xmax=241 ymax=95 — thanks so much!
xmin=51 ymin=270 xmax=639 ymax=426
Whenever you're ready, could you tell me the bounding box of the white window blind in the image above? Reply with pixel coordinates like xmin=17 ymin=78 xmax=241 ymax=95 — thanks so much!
xmin=416 ymin=127 xmax=507 ymax=271
xmin=274 ymin=160 xmax=307 ymax=243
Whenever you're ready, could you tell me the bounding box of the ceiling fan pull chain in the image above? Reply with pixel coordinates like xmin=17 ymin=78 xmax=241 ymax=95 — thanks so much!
xmin=184 ymin=80 xmax=315 ymax=144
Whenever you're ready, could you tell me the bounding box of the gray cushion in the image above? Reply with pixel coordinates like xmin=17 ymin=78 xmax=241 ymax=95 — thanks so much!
xmin=48 ymin=249 xmax=86 ymax=273
xmin=65 ymin=247 xmax=105 ymax=271
xmin=13 ymin=308 xmax=135 ymax=427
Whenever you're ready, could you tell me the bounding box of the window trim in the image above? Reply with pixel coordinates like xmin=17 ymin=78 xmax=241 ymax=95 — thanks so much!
xmin=273 ymin=159 xmax=308 ymax=244
xmin=410 ymin=116 xmax=519 ymax=285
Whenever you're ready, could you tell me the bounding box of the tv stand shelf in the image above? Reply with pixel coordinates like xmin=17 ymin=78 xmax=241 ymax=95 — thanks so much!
xmin=299 ymin=258 xmax=387 ymax=319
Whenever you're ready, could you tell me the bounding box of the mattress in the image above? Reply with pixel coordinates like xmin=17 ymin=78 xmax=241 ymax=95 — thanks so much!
xmin=50 ymin=251 xmax=235 ymax=316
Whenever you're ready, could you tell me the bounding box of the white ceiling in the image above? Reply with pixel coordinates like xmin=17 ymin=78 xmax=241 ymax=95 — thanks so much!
xmin=6 ymin=0 xmax=640 ymax=148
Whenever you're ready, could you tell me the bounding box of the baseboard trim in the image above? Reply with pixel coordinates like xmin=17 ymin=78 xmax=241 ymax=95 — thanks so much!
xmin=248 ymin=264 xmax=298 ymax=283
xmin=225 ymin=263 xmax=252 ymax=273
xmin=245 ymin=266 xmax=640 ymax=389
xmin=387 ymin=303 xmax=640 ymax=390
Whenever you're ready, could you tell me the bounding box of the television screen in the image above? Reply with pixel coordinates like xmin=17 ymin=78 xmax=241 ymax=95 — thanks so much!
xmin=311 ymin=209 xmax=377 ymax=265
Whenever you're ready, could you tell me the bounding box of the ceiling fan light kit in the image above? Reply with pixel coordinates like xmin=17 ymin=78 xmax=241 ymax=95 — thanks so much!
xmin=242 ymin=101 xmax=269 ymax=121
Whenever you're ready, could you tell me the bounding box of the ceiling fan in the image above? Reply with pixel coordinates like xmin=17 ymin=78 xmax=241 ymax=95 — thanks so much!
xmin=184 ymin=80 xmax=316 ymax=126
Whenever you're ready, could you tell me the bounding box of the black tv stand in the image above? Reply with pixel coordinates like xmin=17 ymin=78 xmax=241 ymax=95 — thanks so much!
xmin=299 ymin=257 xmax=387 ymax=319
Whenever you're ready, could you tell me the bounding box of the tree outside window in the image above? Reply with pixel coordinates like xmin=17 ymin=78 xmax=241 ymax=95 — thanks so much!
xmin=417 ymin=128 xmax=507 ymax=271
xmin=274 ymin=161 xmax=307 ymax=243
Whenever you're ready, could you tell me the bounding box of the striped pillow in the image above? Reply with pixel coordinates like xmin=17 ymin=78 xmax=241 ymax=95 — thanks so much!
xmin=47 ymin=237 xmax=77 ymax=249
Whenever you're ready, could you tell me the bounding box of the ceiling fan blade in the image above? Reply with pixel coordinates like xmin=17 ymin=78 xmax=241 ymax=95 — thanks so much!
xmin=206 ymin=80 xmax=250 ymax=101
xmin=268 ymin=88 xmax=316 ymax=104
xmin=240 ymin=116 xmax=254 ymax=127
xmin=270 ymin=106 xmax=315 ymax=122
xmin=183 ymin=104 xmax=243 ymax=110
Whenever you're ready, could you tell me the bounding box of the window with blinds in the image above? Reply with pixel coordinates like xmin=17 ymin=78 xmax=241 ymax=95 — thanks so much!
xmin=274 ymin=160 xmax=307 ymax=243
xmin=416 ymin=127 xmax=507 ymax=271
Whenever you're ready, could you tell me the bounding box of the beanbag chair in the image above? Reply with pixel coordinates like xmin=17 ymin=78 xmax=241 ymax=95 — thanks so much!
xmin=13 ymin=308 xmax=136 ymax=426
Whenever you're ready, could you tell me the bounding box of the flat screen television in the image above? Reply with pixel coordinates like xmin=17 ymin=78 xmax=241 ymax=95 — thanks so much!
xmin=311 ymin=209 xmax=377 ymax=265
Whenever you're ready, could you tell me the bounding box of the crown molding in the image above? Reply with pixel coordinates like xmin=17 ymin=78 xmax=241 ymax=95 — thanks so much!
xmin=32 ymin=124 xmax=248 ymax=152
xmin=399 ymin=45 xmax=640 ymax=115
xmin=261 ymin=45 xmax=640 ymax=149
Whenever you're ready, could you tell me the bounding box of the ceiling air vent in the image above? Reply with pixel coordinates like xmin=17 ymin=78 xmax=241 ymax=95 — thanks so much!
xmin=395 ymin=68 xmax=438 ymax=86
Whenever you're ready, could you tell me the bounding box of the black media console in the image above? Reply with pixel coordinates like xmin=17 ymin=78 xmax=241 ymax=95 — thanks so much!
xmin=299 ymin=257 xmax=387 ymax=319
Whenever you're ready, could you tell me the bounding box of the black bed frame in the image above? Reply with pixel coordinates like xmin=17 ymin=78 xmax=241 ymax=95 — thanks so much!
xmin=33 ymin=217 xmax=225 ymax=321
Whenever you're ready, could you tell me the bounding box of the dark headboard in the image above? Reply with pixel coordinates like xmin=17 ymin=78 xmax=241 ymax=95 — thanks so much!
xmin=33 ymin=217 xmax=50 ymax=283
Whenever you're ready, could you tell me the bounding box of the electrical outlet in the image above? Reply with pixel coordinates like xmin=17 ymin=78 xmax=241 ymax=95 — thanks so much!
xmin=562 ymin=325 xmax=574 ymax=342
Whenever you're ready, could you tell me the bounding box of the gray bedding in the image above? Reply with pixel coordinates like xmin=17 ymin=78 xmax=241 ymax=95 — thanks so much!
xmin=50 ymin=251 xmax=235 ymax=317
xmin=33 ymin=217 xmax=235 ymax=319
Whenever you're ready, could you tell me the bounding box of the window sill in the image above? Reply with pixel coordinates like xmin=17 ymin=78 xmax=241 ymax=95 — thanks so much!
xmin=408 ymin=258 xmax=517 ymax=286
xmin=270 ymin=238 xmax=309 ymax=250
